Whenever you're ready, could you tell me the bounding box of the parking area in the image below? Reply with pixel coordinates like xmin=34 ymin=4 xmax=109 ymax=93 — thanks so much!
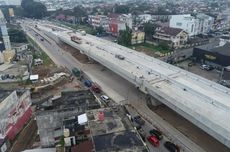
xmin=175 ymin=60 xmax=220 ymax=82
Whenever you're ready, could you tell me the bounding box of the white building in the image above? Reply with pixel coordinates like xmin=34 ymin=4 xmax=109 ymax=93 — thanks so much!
xmin=169 ymin=14 xmax=214 ymax=36
xmin=88 ymin=15 xmax=109 ymax=31
xmin=196 ymin=13 xmax=214 ymax=34
xmin=138 ymin=14 xmax=152 ymax=23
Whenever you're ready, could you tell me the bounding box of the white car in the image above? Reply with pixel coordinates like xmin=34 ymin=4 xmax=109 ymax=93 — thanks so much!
xmin=100 ymin=95 xmax=109 ymax=102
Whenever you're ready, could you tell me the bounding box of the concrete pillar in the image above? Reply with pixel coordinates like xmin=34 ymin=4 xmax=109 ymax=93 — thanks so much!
xmin=150 ymin=96 xmax=162 ymax=106
xmin=146 ymin=94 xmax=162 ymax=106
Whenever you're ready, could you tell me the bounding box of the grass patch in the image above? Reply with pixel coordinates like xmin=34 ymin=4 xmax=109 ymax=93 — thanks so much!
xmin=131 ymin=43 xmax=171 ymax=53
xmin=27 ymin=36 xmax=54 ymax=66
xmin=51 ymin=20 xmax=96 ymax=35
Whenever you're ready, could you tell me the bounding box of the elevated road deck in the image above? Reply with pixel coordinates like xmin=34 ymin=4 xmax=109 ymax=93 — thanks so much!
xmin=38 ymin=23 xmax=230 ymax=148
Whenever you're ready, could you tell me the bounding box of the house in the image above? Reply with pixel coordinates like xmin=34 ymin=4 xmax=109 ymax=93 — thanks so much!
xmin=0 ymin=89 xmax=32 ymax=140
xmin=169 ymin=14 xmax=214 ymax=36
xmin=11 ymin=43 xmax=28 ymax=60
xmin=108 ymin=14 xmax=132 ymax=36
xmin=137 ymin=14 xmax=152 ymax=23
xmin=88 ymin=15 xmax=109 ymax=31
xmin=36 ymin=90 xmax=100 ymax=147
xmin=153 ymin=27 xmax=188 ymax=49
xmin=131 ymin=31 xmax=145 ymax=44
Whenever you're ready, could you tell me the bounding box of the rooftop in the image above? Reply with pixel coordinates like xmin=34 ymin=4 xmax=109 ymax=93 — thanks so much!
xmin=36 ymin=90 xmax=100 ymax=115
xmin=0 ymin=90 xmax=12 ymax=102
xmin=0 ymin=89 xmax=26 ymax=102
xmin=155 ymin=26 xmax=185 ymax=36
xmin=195 ymin=42 xmax=230 ymax=56
xmin=88 ymin=107 xmax=146 ymax=152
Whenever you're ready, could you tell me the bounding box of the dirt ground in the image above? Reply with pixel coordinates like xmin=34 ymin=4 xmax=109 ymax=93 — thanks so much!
xmin=59 ymin=42 xmax=89 ymax=64
xmin=148 ymin=104 xmax=229 ymax=152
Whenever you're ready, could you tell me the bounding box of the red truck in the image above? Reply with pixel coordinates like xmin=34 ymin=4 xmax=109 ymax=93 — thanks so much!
xmin=71 ymin=36 xmax=82 ymax=44
xmin=91 ymin=83 xmax=101 ymax=93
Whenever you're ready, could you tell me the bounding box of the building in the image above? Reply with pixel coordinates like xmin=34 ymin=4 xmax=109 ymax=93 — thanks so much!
xmin=137 ymin=14 xmax=152 ymax=23
xmin=11 ymin=43 xmax=29 ymax=60
xmin=196 ymin=13 xmax=214 ymax=34
xmin=193 ymin=42 xmax=230 ymax=67
xmin=131 ymin=31 xmax=145 ymax=44
xmin=153 ymin=27 xmax=188 ymax=49
xmin=0 ymin=89 xmax=32 ymax=140
xmin=169 ymin=14 xmax=214 ymax=36
xmin=0 ymin=9 xmax=15 ymax=64
xmin=108 ymin=14 xmax=132 ymax=36
xmin=36 ymin=90 xmax=100 ymax=147
xmin=88 ymin=15 xmax=109 ymax=31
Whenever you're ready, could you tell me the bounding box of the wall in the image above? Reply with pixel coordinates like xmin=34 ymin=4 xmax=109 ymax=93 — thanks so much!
xmin=0 ymin=90 xmax=32 ymax=140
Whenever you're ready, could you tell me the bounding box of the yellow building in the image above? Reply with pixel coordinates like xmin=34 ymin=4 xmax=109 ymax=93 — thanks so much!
xmin=131 ymin=31 xmax=145 ymax=44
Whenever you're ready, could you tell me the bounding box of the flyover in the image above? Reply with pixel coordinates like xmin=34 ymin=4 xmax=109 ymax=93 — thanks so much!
xmin=37 ymin=23 xmax=230 ymax=148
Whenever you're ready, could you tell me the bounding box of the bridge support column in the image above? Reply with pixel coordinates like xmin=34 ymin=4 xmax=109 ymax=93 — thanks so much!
xmin=146 ymin=94 xmax=162 ymax=106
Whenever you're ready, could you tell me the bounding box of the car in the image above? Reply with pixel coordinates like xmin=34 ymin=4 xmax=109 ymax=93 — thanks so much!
xmin=149 ymin=129 xmax=163 ymax=140
xmin=133 ymin=115 xmax=145 ymax=126
xmin=100 ymin=95 xmax=109 ymax=103
xmin=164 ymin=141 xmax=179 ymax=152
xmin=200 ymin=64 xmax=214 ymax=71
xmin=147 ymin=135 xmax=159 ymax=147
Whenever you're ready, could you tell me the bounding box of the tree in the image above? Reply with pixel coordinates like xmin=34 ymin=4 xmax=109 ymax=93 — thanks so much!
xmin=159 ymin=42 xmax=169 ymax=50
xmin=21 ymin=0 xmax=47 ymax=19
xmin=144 ymin=22 xmax=156 ymax=40
xmin=8 ymin=28 xmax=27 ymax=43
xmin=114 ymin=5 xmax=130 ymax=14
xmin=73 ymin=6 xmax=87 ymax=24
xmin=96 ymin=26 xmax=105 ymax=35
xmin=118 ymin=25 xmax=132 ymax=46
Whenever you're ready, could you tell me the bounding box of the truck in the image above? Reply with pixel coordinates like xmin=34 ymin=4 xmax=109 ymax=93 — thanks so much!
xmin=91 ymin=82 xmax=101 ymax=93
xmin=71 ymin=36 xmax=82 ymax=44
xmin=72 ymin=67 xmax=81 ymax=77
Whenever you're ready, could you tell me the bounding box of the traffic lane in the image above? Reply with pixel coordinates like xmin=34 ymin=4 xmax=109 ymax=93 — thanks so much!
xmin=142 ymin=121 xmax=169 ymax=152
xmin=25 ymin=27 xmax=80 ymax=70
xmin=125 ymin=106 xmax=169 ymax=152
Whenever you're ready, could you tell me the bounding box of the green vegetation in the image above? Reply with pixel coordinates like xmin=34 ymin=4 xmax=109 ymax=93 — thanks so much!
xmin=21 ymin=0 xmax=47 ymax=19
xmin=118 ymin=26 xmax=132 ymax=46
xmin=143 ymin=22 xmax=157 ymax=40
xmin=132 ymin=43 xmax=171 ymax=54
xmin=114 ymin=5 xmax=130 ymax=14
xmin=59 ymin=136 xmax=65 ymax=147
xmin=27 ymin=36 xmax=53 ymax=66
xmin=96 ymin=26 xmax=105 ymax=35
xmin=54 ymin=20 xmax=96 ymax=35
xmin=8 ymin=28 xmax=27 ymax=43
